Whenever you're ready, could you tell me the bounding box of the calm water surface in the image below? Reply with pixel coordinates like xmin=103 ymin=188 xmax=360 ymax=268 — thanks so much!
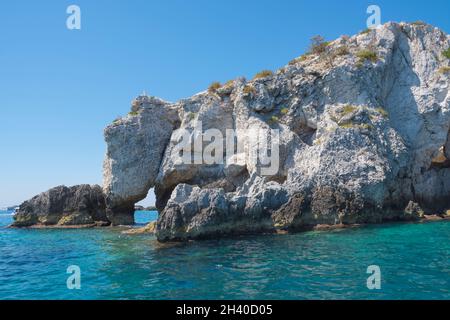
xmin=0 ymin=210 xmax=448 ymax=299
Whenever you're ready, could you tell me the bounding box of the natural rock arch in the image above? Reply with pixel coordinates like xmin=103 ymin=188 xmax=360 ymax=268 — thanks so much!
xmin=102 ymin=22 xmax=450 ymax=240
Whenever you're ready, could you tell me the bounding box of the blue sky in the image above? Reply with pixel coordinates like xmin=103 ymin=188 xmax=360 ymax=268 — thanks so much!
xmin=1 ymin=0 xmax=449 ymax=207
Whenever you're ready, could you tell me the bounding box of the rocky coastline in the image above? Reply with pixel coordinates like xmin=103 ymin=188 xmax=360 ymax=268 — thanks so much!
xmin=12 ymin=185 xmax=109 ymax=228
xmin=12 ymin=22 xmax=450 ymax=242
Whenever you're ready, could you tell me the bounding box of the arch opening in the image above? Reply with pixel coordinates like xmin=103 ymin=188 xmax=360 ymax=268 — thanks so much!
xmin=133 ymin=189 xmax=158 ymax=226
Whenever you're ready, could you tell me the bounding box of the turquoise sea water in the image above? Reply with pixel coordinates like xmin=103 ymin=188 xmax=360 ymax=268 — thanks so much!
xmin=0 ymin=210 xmax=449 ymax=300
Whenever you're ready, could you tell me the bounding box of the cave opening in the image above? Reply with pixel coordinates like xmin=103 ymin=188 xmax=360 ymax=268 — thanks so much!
xmin=415 ymin=133 xmax=450 ymax=214
xmin=133 ymin=188 xmax=158 ymax=225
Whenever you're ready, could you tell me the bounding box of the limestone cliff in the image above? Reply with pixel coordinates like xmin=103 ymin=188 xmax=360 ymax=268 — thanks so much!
xmin=103 ymin=96 xmax=179 ymax=225
xmin=13 ymin=22 xmax=450 ymax=239
xmin=104 ymin=22 xmax=450 ymax=241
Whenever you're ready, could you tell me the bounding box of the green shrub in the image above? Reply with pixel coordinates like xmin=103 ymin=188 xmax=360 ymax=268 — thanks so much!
xmin=438 ymin=66 xmax=450 ymax=74
xmin=339 ymin=122 xmax=354 ymax=129
xmin=269 ymin=116 xmax=279 ymax=124
xmin=356 ymin=49 xmax=378 ymax=63
xmin=342 ymin=105 xmax=357 ymax=115
xmin=280 ymin=108 xmax=289 ymax=115
xmin=313 ymin=138 xmax=323 ymax=145
xmin=254 ymin=70 xmax=274 ymax=80
xmin=288 ymin=55 xmax=308 ymax=65
xmin=224 ymin=79 xmax=235 ymax=87
xmin=355 ymin=61 xmax=364 ymax=68
xmin=375 ymin=107 xmax=389 ymax=118
xmin=187 ymin=112 xmax=196 ymax=121
xmin=339 ymin=122 xmax=373 ymax=130
xmin=309 ymin=35 xmax=329 ymax=55
xmin=359 ymin=123 xmax=374 ymax=130
xmin=208 ymin=82 xmax=221 ymax=93
xmin=412 ymin=21 xmax=426 ymax=26
xmin=128 ymin=111 xmax=139 ymax=116
xmin=335 ymin=46 xmax=350 ymax=56
xmin=243 ymin=85 xmax=256 ymax=95
xmin=360 ymin=28 xmax=372 ymax=35
xmin=443 ymin=48 xmax=450 ymax=59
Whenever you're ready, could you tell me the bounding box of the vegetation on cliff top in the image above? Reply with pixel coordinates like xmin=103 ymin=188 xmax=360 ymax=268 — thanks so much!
xmin=359 ymin=28 xmax=372 ymax=35
xmin=356 ymin=49 xmax=378 ymax=63
xmin=243 ymin=85 xmax=256 ymax=95
xmin=412 ymin=21 xmax=427 ymax=26
xmin=253 ymin=70 xmax=274 ymax=80
xmin=309 ymin=35 xmax=329 ymax=55
xmin=288 ymin=55 xmax=308 ymax=66
xmin=208 ymin=81 xmax=222 ymax=93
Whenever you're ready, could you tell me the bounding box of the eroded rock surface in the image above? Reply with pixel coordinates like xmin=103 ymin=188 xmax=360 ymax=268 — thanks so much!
xmin=12 ymin=185 xmax=108 ymax=227
xmin=103 ymin=96 xmax=180 ymax=225
xmin=102 ymin=22 xmax=450 ymax=240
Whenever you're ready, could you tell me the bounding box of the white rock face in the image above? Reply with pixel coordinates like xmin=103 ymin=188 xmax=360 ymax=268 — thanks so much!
xmin=103 ymin=22 xmax=450 ymax=238
xmin=103 ymin=96 xmax=180 ymax=224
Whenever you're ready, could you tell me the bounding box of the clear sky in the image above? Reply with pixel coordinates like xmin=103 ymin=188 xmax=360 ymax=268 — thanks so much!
xmin=1 ymin=0 xmax=449 ymax=207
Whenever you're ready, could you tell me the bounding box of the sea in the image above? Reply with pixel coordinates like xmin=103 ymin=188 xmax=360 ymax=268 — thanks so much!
xmin=0 ymin=210 xmax=448 ymax=300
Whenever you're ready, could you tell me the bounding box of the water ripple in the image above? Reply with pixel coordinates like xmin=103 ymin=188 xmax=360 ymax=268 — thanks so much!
xmin=0 ymin=212 xmax=449 ymax=299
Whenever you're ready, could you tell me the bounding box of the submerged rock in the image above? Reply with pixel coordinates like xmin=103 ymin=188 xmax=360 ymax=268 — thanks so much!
xmin=122 ymin=221 xmax=156 ymax=235
xmin=12 ymin=185 xmax=108 ymax=227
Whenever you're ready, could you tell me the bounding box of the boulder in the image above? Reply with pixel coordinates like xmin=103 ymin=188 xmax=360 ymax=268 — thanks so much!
xmin=12 ymin=185 xmax=108 ymax=227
